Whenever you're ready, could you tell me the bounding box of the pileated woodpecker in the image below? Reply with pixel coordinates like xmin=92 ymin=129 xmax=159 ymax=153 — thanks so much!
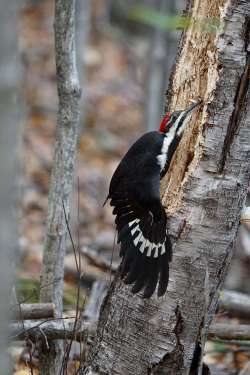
xmin=106 ymin=101 xmax=201 ymax=298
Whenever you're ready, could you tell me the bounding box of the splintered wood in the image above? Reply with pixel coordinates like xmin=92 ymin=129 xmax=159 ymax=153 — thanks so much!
xmin=162 ymin=0 xmax=226 ymax=214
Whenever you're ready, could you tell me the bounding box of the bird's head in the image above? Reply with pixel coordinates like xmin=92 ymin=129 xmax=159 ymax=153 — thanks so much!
xmin=159 ymin=100 xmax=202 ymax=135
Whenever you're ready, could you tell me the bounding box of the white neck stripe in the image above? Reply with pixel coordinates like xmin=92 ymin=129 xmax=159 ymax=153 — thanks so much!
xmin=157 ymin=110 xmax=191 ymax=170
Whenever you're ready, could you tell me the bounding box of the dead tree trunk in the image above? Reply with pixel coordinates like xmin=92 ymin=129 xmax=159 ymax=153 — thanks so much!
xmin=39 ymin=1 xmax=81 ymax=374
xmin=82 ymin=0 xmax=250 ymax=374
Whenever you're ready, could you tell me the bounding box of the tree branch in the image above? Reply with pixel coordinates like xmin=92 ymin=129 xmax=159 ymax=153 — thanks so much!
xmin=219 ymin=290 xmax=250 ymax=319
xmin=209 ymin=324 xmax=250 ymax=341
xmin=10 ymin=319 xmax=250 ymax=343
xmin=10 ymin=318 xmax=94 ymax=342
xmin=11 ymin=303 xmax=56 ymax=320
xmin=81 ymin=246 xmax=118 ymax=274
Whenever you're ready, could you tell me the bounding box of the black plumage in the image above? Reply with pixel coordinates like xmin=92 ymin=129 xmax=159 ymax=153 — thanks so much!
xmin=106 ymin=101 xmax=201 ymax=298
xmin=107 ymin=132 xmax=173 ymax=298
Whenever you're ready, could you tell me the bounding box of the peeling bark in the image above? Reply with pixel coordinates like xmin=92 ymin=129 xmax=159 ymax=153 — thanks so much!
xmin=82 ymin=1 xmax=250 ymax=374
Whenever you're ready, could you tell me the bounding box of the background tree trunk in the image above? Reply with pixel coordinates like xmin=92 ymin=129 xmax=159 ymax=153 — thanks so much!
xmin=39 ymin=1 xmax=81 ymax=374
xmin=76 ymin=0 xmax=91 ymax=131
xmin=0 ymin=1 xmax=20 ymax=373
xmin=81 ymin=0 xmax=250 ymax=374
xmin=145 ymin=0 xmax=177 ymax=132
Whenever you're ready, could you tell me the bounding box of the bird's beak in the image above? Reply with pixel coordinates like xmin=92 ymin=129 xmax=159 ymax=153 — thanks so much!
xmin=184 ymin=100 xmax=202 ymax=117
xmin=175 ymin=100 xmax=202 ymax=136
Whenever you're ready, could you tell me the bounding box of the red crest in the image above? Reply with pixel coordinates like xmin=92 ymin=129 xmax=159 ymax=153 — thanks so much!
xmin=159 ymin=112 xmax=170 ymax=133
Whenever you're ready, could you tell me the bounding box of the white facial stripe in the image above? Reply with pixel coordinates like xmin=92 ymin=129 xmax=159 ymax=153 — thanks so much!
xmin=157 ymin=121 xmax=178 ymax=170
xmin=177 ymin=114 xmax=191 ymax=136
xmin=173 ymin=110 xmax=187 ymax=130
xmin=157 ymin=110 xmax=192 ymax=171
xmin=157 ymin=154 xmax=167 ymax=170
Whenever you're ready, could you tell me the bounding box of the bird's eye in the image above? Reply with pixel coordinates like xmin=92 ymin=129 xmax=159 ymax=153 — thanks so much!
xmin=171 ymin=114 xmax=176 ymax=123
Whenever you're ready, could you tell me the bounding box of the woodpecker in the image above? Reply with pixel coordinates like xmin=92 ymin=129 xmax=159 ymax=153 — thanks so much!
xmin=106 ymin=100 xmax=201 ymax=298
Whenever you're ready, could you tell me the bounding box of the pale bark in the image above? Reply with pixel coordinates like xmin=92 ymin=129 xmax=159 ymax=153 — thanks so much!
xmin=209 ymin=324 xmax=250 ymax=342
xmin=82 ymin=0 xmax=250 ymax=374
xmin=11 ymin=303 xmax=55 ymax=320
xmin=83 ymin=281 xmax=108 ymax=323
xmin=219 ymin=290 xmax=250 ymax=319
xmin=39 ymin=1 xmax=81 ymax=374
xmin=81 ymin=246 xmax=118 ymax=274
xmin=10 ymin=319 xmax=94 ymax=342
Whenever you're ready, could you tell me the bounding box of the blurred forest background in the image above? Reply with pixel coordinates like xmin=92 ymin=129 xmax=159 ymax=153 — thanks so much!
xmin=18 ymin=0 xmax=183 ymax=306
xmin=5 ymin=0 xmax=250 ymax=374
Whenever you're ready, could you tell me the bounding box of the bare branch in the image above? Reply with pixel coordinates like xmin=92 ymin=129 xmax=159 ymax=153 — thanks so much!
xmin=81 ymin=246 xmax=119 ymax=274
xmin=219 ymin=290 xmax=250 ymax=319
xmin=209 ymin=324 xmax=250 ymax=341
xmin=11 ymin=303 xmax=56 ymax=321
xmin=10 ymin=319 xmax=250 ymax=343
xmin=10 ymin=318 xmax=94 ymax=342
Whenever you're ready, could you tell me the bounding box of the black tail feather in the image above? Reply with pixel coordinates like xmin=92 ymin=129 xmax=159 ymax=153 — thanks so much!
xmin=131 ymin=255 xmax=154 ymax=295
xmin=124 ymin=256 xmax=140 ymax=284
xmin=117 ymin=224 xmax=130 ymax=244
xmin=119 ymin=235 xmax=132 ymax=257
xmin=131 ymin=266 xmax=149 ymax=294
xmin=120 ymin=245 xmax=135 ymax=278
xmin=120 ymin=236 xmax=172 ymax=298
xmin=157 ymin=255 xmax=169 ymax=297
xmin=109 ymin=184 xmax=172 ymax=298
xmin=143 ymin=259 xmax=159 ymax=298
xmin=165 ymin=235 xmax=173 ymax=262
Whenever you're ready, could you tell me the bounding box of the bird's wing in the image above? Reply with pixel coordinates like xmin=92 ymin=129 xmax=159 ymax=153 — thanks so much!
xmin=110 ymin=169 xmax=172 ymax=298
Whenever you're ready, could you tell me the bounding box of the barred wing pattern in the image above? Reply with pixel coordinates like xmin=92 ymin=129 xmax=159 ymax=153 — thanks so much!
xmin=110 ymin=192 xmax=172 ymax=298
